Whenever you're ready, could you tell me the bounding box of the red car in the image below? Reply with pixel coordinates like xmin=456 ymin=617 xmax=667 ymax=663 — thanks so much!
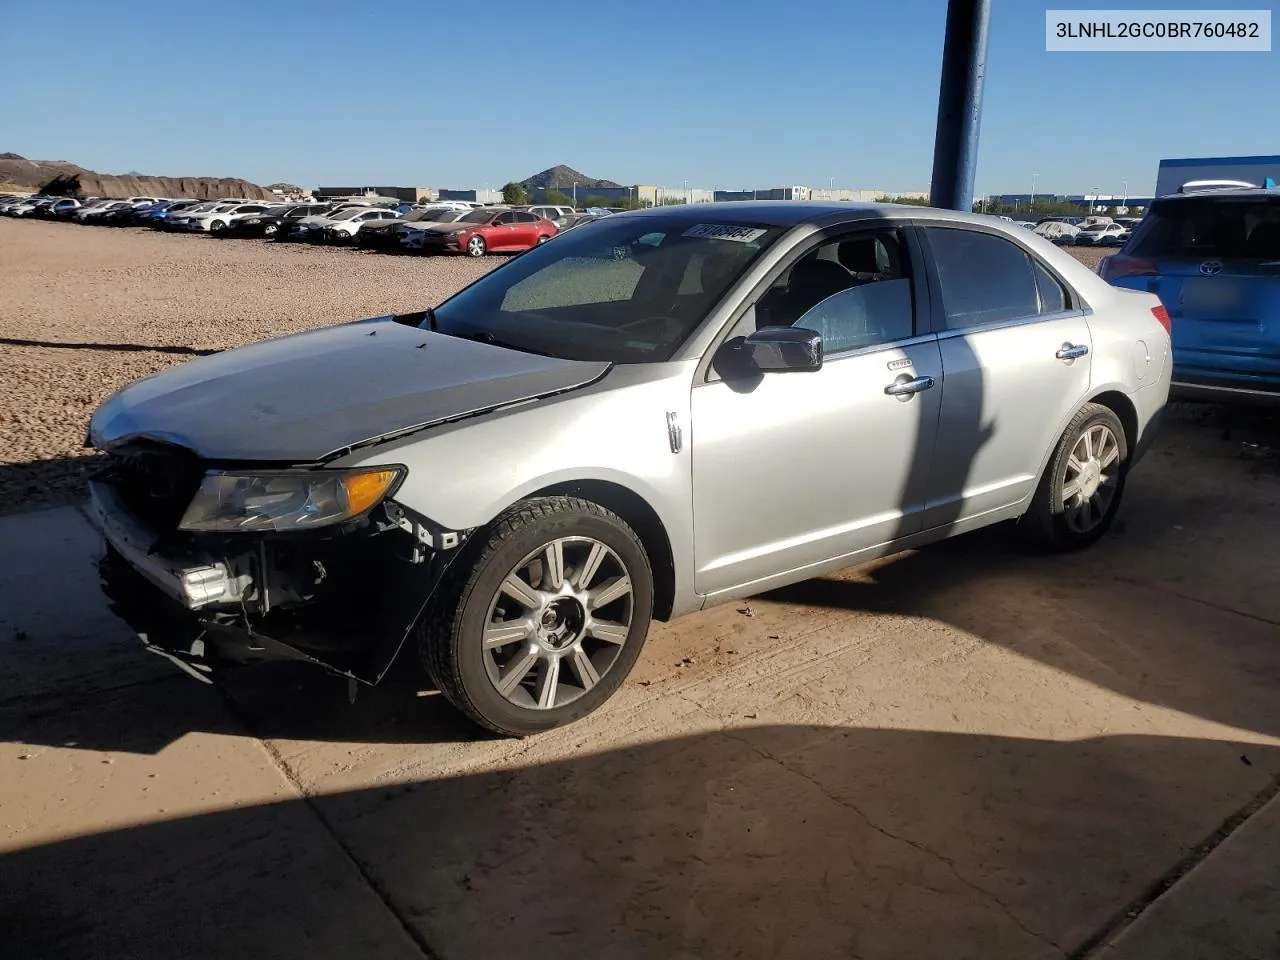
xmin=418 ymin=208 xmax=558 ymax=257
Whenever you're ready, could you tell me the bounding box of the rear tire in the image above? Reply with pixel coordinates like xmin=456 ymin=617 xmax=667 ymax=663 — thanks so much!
xmin=1021 ymin=402 xmax=1128 ymax=551
xmin=419 ymin=497 xmax=653 ymax=737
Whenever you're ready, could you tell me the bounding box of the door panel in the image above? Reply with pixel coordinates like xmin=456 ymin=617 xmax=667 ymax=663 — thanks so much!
xmin=691 ymin=339 xmax=943 ymax=596
xmin=923 ymin=316 xmax=1092 ymax=528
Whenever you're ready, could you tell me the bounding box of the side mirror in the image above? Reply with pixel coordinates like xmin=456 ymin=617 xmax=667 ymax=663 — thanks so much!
xmin=716 ymin=326 xmax=823 ymax=377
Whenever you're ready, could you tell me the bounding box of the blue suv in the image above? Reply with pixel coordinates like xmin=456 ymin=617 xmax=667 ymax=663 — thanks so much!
xmin=1099 ymin=186 xmax=1280 ymax=403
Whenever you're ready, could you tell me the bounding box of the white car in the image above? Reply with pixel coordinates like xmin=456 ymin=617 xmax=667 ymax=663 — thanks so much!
xmin=287 ymin=205 xmax=380 ymax=240
xmin=183 ymin=202 xmax=275 ymax=233
xmin=320 ymin=207 xmax=402 ymax=242
xmin=0 ymin=195 xmax=44 ymax=214
xmin=4 ymin=197 xmax=53 ymax=216
xmin=1074 ymin=222 xmax=1130 ymax=247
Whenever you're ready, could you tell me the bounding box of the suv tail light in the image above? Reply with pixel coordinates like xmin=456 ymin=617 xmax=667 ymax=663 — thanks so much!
xmin=1151 ymin=304 xmax=1171 ymax=337
xmin=1098 ymin=253 xmax=1158 ymax=283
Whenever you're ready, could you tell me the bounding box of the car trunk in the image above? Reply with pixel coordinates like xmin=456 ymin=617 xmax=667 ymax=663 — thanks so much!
xmin=1117 ymin=195 xmax=1280 ymax=383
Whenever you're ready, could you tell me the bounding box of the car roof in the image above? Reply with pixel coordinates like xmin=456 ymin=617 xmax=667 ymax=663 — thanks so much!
xmin=616 ymin=200 xmax=999 ymax=230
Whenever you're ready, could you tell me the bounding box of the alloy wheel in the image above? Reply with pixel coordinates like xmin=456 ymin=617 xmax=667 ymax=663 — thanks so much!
xmin=1060 ymin=423 xmax=1120 ymax=534
xmin=467 ymin=236 xmax=486 ymax=256
xmin=482 ymin=537 xmax=634 ymax=710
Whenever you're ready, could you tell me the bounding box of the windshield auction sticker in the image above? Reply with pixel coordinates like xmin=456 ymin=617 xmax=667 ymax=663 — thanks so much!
xmin=683 ymin=224 xmax=768 ymax=243
xmin=1046 ymin=10 xmax=1271 ymax=50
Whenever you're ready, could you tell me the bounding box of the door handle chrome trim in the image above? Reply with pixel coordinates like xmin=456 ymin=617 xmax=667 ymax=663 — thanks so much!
xmin=1056 ymin=343 xmax=1089 ymax=360
xmin=884 ymin=375 xmax=936 ymax=397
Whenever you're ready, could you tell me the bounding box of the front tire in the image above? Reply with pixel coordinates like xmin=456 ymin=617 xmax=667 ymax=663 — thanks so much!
xmin=419 ymin=496 xmax=654 ymax=736
xmin=1022 ymin=402 xmax=1128 ymax=551
xmin=465 ymin=234 xmax=487 ymax=257
xmin=209 ymin=220 xmax=226 ymax=233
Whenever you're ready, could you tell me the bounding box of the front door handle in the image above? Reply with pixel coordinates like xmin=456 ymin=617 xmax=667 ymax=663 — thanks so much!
xmin=884 ymin=374 xmax=936 ymax=398
xmin=1056 ymin=343 xmax=1089 ymax=361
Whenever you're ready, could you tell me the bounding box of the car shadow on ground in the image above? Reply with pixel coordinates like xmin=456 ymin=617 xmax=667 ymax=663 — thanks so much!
xmin=2 ymin=724 xmax=1277 ymax=960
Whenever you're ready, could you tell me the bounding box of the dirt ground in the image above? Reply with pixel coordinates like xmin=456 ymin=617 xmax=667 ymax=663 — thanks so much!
xmin=2 ymin=219 xmax=1280 ymax=960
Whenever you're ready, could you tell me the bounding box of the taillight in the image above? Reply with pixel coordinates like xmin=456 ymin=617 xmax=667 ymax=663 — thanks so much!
xmin=1098 ymin=254 xmax=1158 ymax=283
xmin=1151 ymin=304 xmax=1171 ymax=337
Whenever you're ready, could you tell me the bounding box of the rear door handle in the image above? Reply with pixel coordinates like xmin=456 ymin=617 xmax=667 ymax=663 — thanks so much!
xmin=884 ymin=374 xmax=936 ymax=397
xmin=1056 ymin=343 xmax=1089 ymax=361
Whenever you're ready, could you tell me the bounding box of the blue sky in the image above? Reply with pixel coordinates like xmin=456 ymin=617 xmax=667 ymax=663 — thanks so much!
xmin=1 ymin=0 xmax=1276 ymax=195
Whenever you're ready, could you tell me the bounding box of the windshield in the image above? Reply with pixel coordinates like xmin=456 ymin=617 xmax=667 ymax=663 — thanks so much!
xmin=329 ymin=208 xmax=365 ymax=221
xmin=460 ymin=209 xmax=496 ymax=224
xmin=428 ymin=214 xmax=784 ymax=362
xmin=1129 ymin=197 xmax=1280 ymax=259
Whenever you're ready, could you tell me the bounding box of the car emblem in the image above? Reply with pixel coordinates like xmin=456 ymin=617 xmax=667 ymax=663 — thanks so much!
xmin=1199 ymin=259 xmax=1223 ymax=276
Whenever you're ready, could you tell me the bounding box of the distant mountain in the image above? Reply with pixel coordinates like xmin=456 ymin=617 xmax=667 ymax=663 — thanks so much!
xmin=0 ymin=152 xmax=275 ymax=200
xmin=520 ymin=164 xmax=621 ymax=191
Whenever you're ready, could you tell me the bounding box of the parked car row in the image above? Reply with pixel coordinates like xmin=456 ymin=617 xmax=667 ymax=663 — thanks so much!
xmin=2 ymin=193 xmax=613 ymax=257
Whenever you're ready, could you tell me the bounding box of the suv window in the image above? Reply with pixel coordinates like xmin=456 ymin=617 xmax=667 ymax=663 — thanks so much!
xmin=755 ymin=230 xmax=915 ymax=353
xmin=1129 ymin=196 xmax=1280 ymax=259
xmin=925 ymin=227 xmax=1041 ymax=329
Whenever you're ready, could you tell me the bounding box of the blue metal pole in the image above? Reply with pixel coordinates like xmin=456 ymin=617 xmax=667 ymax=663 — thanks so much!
xmin=929 ymin=0 xmax=991 ymax=212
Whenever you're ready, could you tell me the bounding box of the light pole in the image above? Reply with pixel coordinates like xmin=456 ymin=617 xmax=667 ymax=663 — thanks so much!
xmin=1030 ymin=172 xmax=1038 ymax=212
xmin=683 ymin=178 xmax=689 ymax=204
xmin=1121 ymin=180 xmax=1128 ymax=207
xmin=572 ymin=182 xmax=577 ymax=207
xmin=829 ymin=176 xmax=835 ymax=198
xmin=1089 ymin=185 xmax=1099 ymax=214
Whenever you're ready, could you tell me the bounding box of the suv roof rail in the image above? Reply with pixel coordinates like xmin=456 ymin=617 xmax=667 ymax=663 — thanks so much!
xmin=1176 ymin=179 xmax=1259 ymax=193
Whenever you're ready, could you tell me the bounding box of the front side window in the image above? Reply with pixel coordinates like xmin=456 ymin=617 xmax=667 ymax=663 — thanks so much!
xmin=925 ymin=227 xmax=1040 ymax=329
xmin=753 ymin=230 xmax=915 ymax=354
xmin=427 ymin=215 xmax=782 ymax=362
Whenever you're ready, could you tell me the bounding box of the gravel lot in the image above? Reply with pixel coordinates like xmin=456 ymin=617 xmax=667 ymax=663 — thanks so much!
xmin=0 ymin=220 xmax=496 ymax=510
xmin=0 ymin=218 xmax=1151 ymax=513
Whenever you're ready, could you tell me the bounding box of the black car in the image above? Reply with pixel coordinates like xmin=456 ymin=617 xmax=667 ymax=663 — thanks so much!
xmin=249 ymin=203 xmax=337 ymax=240
xmin=356 ymin=207 xmax=462 ymax=251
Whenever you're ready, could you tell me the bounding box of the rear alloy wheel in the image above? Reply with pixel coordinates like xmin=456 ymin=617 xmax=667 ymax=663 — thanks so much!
xmin=1022 ymin=402 xmax=1128 ymax=550
xmin=466 ymin=235 xmax=487 ymax=257
xmin=419 ymin=497 xmax=653 ymax=736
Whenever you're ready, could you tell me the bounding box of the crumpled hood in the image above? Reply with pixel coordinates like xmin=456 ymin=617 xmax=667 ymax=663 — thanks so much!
xmin=89 ymin=316 xmax=611 ymax=462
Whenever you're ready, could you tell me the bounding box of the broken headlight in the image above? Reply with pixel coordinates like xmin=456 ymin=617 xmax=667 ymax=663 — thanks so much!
xmin=178 ymin=468 xmax=403 ymax=533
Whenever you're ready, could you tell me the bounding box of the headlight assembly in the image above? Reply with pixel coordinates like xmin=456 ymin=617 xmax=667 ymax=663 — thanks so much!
xmin=178 ymin=467 xmax=403 ymax=533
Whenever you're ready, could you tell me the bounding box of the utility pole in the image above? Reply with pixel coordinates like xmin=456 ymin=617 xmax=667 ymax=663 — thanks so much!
xmin=1030 ymin=172 xmax=1038 ymax=212
xmin=928 ymin=0 xmax=991 ymax=211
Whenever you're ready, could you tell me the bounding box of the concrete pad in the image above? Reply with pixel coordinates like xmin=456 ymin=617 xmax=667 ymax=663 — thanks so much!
xmin=1100 ymin=790 xmax=1280 ymax=960
xmin=0 ymin=675 xmax=424 ymax=960
xmin=0 ymin=505 xmax=168 ymax=705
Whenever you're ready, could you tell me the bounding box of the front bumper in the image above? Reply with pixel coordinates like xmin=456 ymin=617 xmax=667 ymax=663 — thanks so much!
xmin=88 ymin=479 xmax=468 ymax=685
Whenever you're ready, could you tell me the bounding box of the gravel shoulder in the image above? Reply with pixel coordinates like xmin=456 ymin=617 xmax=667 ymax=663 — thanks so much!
xmin=0 ymin=220 xmax=495 ymax=510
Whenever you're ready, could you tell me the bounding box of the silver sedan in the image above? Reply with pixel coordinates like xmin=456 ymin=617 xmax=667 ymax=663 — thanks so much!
xmin=88 ymin=203 xmax=1171 ymax=735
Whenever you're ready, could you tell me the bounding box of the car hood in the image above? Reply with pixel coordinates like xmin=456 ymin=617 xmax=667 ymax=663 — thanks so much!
xmin=418 ymin=222 xmax=473 ymax=235
xmin=89 ymin=316 xmax=612 ymax=462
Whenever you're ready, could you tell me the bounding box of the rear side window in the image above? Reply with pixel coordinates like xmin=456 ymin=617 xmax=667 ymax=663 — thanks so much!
xmin=1032 ymin=260 xmax=1068 ymax=313
xmin=1130 ymin=197 xmax=1280 ymax=259
xmin=925 ymin=228 xmax=1039 ymax=329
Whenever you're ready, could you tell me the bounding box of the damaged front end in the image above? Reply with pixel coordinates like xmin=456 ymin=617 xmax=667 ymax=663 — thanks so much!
xmin=88 ymin=441 xmax=469 ymax=686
